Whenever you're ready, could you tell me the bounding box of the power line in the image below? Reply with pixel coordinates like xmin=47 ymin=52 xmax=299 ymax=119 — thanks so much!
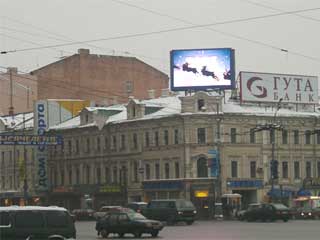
xmin=1 ymin=7 xmax=320 ymax=57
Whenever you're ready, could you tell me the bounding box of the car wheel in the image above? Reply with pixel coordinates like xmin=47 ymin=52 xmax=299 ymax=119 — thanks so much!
xmin=134 ymin=230 xmax=142 ymax=238
xmin=100 ymin=229 xmax=109 ymax=238
xmin=186 ymin=220 xmax=194 ymax=225
xmin=151 ymin=231 xmax=159 ymax=237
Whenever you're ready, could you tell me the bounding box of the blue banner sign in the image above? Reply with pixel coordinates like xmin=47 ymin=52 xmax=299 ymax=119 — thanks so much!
xmin=0 ymin=135 xmax=63 ymax=145
xmin=208 ymin=149 xmax=219 ymax=177
xmin=227 ymin=179 xmax=263 ymax=189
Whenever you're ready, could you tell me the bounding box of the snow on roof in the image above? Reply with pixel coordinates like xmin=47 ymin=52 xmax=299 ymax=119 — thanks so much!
xmin=0 ymin=112 xmax=34 ymax=131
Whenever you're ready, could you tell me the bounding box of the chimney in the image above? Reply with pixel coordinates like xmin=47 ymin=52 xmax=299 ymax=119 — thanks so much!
xmin=7 ymin=67 xmax=18 ymax=74
xmin=78 ymin=48 xmax=90 ymax=55
xmin=161 ymin=88 xmax=169 ymax=97
xmin=147 ymin=89 xmax=155 ymax=99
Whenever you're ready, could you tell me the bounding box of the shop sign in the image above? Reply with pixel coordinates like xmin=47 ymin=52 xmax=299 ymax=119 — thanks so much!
xmin=143 ymin=181 xmax=184 ymax=190
xmin=99 ymin=185 xmax=121 ymax=193
xmin=227 ymin=179 xmax=263 ymax=189
xmin=303 ymin=178 xmax=320 ymax=189
xmin=195 ymin=190 xmax=209 ymax=198
xmin=0 ymin=135 xmax=63 ymax=145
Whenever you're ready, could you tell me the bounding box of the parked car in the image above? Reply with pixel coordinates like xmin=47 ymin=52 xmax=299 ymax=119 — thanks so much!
xmin=95 ymin=211 xmax=163 ymax=238
xmin=93 ymin=206 xmax=132 ymax=220
xmin=72 ymin=208 xmax=95 ymax=221
xmin=0 ymin=206 xmax=76 ymax=240
xmin=243 ymin=203 xmax=290 ymax=222
xmin=290 ymin=206 xmax=320 ymax=220
xmin=141 ymin=199 xmax=197 ymax=225
xmin=127 ymin=202 xmax=148 ymax=213
xmin=237 ymin=203 xmax=261 ymax=221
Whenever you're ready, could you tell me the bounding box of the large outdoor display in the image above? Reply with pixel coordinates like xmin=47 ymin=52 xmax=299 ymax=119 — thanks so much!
xmin=170 ymin=48 xmax=235 ymax=91
xmin=240 ymin=72 xmax=318 ymax=104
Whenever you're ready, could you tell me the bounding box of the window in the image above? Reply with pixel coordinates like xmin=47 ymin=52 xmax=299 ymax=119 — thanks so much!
xmin=104 ymin=137 xmax=108 ymax=150
xmin=306 ymin=161 xmax=311 ymax=178
xmin=197 ymin=128 xmax=206 ymax=144
xmin=132 ymin=106 xmax=136 ymax=118
xmin=85 ymin=114 xmax=89 ymax=123
xmin=113 ymin=167 xmax=118 ymax=183
xmin=120 ymin=134 xmax=126 ymax=150
xmin=164 ymin=130 xmax=169 ymax=145
xmin=165 ymin=163 xmax=170 ymax=179
xmin=97 ymin=167 xmax=101 ymax=184
xmin=317 ymin=131 xmax=320 ymax=144
xmin=282 ymin=162 xmax=288 ymax=179
xmin=133 ymin=162 xmax=138 ymax=182
xmin=175 ymin=162 xmax=180 ymax=178
xmin=305 ymin=130 xmax=311 ymax=144
xmin=46 ymin=211 xmax=68 ymax=228
xmin=198 ymin=99 xmax=205 ymax=111
xmin=250 ymin=161 xmax=256 ymax=178
xmin=318 ymin=162 xmax=320 ymax=178
xmin=231 ymin=161 xmax=238 ymax=178
xmin=133 ymin=133 xmax=138 ymax=149
xmin=294 ymin=161 xmax=300 ymax=179
xmin=293 ymin=130 xmax=299 ymax=144
xmin=154 ymin=131 xmax=159 ymax=146
xmin=75 ymin=139 xmax=79 ymax=154
xmin=145 ymin=164 xmax=151 ymax=180
xmin=76 ymin=168 xmax=80 ymax=184
xmin=86 ymin=138 xmax=90 ymax=153
xmin=126 ymin=80 xmax=133 ymax=93
xmin=282 ymin=130 xmax=288 ymax=144
xmin=174 ymin=129 xmax=179 ymax=144
xmin=15 ymin=211 xmax=44 ymax=228
xmin=270 ymin=129 xmax=275 ymax=144
xmin=112 ymin=136 xmax=117 ymax=150
xmin=105 ymin=167 xmax=111 ymax=184
xmin=250 ymin=129 xmax=256 ymax=144
xmin=145 ymin=132 xmax=150 ymax=147
xmin=68 ymin=140 xmax=72 ymax=155
xmin=231 ymin=128 xmax=237 ymax=144
xmin=197 ymin=158 xmax=208 ymax=178
xmin=97 ymin=137 xmax=101 ymax=151
xmin=155 ymin=163 xmax=160 ymax=179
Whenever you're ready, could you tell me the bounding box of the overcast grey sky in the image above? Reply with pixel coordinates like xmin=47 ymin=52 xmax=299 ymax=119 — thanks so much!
xmin=0 ymin=0 xmax=320 ymax=80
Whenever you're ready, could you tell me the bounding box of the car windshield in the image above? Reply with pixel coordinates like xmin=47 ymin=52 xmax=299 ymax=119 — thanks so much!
xmin=176 ymin=200 xmax=195 ymax=208
xmin=128 ymin=212 xmax=147 ymax=220
xmin=272 ymin=204 xmax=288 ymax=210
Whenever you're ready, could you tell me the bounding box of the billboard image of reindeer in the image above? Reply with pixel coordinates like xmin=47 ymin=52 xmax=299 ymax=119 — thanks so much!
xmin=170 ymin=48 xmax=235 ymax=91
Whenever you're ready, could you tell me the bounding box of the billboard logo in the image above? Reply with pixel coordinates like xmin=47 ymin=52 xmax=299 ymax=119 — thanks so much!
xmin=247 ymin=76 xmax=267 ymax=98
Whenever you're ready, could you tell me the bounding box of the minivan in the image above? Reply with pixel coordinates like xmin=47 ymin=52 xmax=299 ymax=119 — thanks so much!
xmin=0 ymin=206 xmax=76 ymax=239
xmin=142 ymin=199 xmax=197 ymax=225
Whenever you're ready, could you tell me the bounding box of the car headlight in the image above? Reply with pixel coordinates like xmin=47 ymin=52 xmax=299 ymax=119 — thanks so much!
xmin=301 ymin=213 xmax=304 ymax=216
xmin=145 ymin=222 xmax=152 ymax=227
xmin=178 ymin=211 xmax=183 ymax=215
xmin=193 ymin=210 xmax=197 ymax=214
xmin=308 ymin=212 xmax=312 ymax=216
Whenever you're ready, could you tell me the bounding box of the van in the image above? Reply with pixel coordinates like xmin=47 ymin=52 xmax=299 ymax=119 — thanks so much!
xmin=0 ymin=206 xmax=76 ymax=239
xmin=142 ymin=199 xmax=197 ymax=225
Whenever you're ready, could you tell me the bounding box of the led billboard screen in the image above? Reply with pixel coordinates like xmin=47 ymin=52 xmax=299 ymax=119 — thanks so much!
xmin=170 ymin=48 xmax=235 ymax=91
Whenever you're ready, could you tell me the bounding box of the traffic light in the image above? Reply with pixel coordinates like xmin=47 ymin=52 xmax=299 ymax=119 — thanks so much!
xmin=271 ymin=160 xmax=279 ymax=179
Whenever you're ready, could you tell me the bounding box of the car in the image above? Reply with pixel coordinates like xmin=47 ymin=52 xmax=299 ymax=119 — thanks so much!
xmin=127 ymin=202 xmax=148 ymax=213
xmin=72 ymin=208 xmax=95 ymax=221
xmin=243 ymin=203 xmax=290 ymax=222
xmin=290 ymin=207 xmax=320 ymax=220
xmin=142 ymin=199 xmax=197 ymax=225
xmin=0 ymin=206 xmax=76 ymax=240
xmin=237 ymin=203 xmax=261 ymax=221
xmin=95 ymin=211 xmax=164 ymax=238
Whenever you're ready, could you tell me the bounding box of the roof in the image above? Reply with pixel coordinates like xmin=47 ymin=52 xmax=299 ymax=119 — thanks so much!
xmin=0 ymin=112 xmax=33 ymax=131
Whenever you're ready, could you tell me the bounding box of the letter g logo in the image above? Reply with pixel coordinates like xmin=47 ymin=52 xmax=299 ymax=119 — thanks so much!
xmin=247 ymin=77 xmax=267 ymax=98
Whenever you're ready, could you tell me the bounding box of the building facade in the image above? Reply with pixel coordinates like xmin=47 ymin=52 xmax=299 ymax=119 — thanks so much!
xmin=44 ymin=91 xmax=320 ymax=215
xmin=31 ymin=49 xmax=169 ymax=106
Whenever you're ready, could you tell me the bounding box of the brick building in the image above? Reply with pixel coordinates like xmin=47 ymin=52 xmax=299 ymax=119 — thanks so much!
xmin=31 ymin=49 xmax=169 ymax=106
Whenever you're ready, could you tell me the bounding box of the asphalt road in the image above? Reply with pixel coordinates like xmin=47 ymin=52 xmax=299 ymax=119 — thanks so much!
xmin=76 ymin=220 xmax=319 ymax=240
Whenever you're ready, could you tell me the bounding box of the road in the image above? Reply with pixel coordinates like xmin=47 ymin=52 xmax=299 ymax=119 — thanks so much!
xmin=76 ymin=220 xmax=319 ymax=240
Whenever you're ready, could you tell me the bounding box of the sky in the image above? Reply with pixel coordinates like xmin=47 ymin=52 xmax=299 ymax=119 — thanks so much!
xmin=0 ymin=0 xmax=320 ymax=83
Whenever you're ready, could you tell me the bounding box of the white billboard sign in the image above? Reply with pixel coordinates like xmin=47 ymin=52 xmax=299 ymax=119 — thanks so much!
xmin=240 ymin=72 xmax=318 ymax=104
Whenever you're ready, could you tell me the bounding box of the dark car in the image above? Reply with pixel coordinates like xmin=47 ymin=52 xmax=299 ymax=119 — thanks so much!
xmin=290 ymin=207 xmax=320 ymax=220
xmin=95 ymin=211 xmax=163 ymax=238
xmin=237 ymin=203 xmax=261 ymax=221
xmin=243 ymin=203 xmax=290 ymax=222
xmin=142 ymin=199 xmax=197 ymax=225
xmin=72 ymin=208 xmax=95 ymax=221
xmin=127 ymin=202 xmax=148 ymax=213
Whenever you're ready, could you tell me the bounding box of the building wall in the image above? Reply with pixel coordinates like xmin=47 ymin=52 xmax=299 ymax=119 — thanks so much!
xmin=0 ymin=68 xmax=38 ymax=115
xmin=32 ymin=49 xmax=169 ymax=105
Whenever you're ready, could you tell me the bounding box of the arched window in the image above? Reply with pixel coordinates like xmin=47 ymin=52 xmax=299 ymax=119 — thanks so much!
xmin=197 ymin=157 xmax=208 ymax=178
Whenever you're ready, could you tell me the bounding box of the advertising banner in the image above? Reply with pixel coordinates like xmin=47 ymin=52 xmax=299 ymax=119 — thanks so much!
xmin=170 ymin=48 xmax=235 ymax=91
xmin=240 ymin=71 xmax=318 ymax=104
xmin=0 ymin=135 xmax=63 ymax=145
xmin=208 ymin=149 xmax=219 ymax=177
